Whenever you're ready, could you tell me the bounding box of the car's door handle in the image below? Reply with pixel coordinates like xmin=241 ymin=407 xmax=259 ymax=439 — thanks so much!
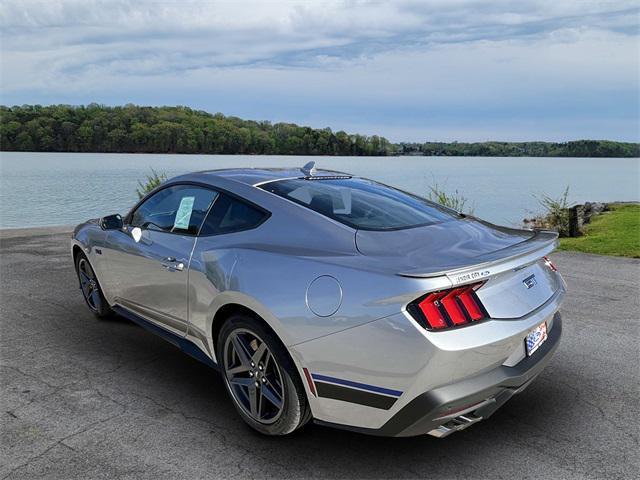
xmin=161 ymin=260 xmax=184 ymax=271
xmin=164 ymin=256 xmax=176 ymax=262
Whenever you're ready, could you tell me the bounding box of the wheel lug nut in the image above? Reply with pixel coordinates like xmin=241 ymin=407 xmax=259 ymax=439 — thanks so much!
xmin=251 ymin=362 xmax=255 ymax=367
xmin=258 ymin=365 xmax=263 ymax=370
xmin=249 ymin=371 xmax=253 ymax=377
xmin=262 ymin=377 xmax=266 ymax=383
xmin=255 ymin=381 xmax=260 ymax=388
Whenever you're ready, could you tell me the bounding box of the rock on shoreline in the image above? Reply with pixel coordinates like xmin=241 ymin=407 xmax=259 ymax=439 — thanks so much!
xmin=523 ymin=201 xmax=635 ymax=237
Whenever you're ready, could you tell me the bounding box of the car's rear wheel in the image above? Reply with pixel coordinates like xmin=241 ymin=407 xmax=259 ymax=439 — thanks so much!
xmin=75 ymin=252 xmax=112 ymax=318
xmin=218 ymin=314 xmax=311 ymax=435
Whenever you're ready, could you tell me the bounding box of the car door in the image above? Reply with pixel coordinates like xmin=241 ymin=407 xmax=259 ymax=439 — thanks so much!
xmin=185 ymin=192 xmax=271 ymax=351
xmin=103 ymin=184 xmax=218 ymax=335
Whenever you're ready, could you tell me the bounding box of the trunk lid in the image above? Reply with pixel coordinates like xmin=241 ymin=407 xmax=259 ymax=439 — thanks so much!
xmin=355 ymin=217 xmax=560 ymax=319
xmin=355 ymin=217 xmax=554 ymax=276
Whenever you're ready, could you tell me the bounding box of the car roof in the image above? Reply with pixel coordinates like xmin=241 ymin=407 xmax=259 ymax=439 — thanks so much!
xmin=170 ymin=167 xmax=354 ymax=187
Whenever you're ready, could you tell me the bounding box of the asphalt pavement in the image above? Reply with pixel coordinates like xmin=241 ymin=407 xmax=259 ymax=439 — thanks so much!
xmin=1 ymin=228 xmax=638 ymax=479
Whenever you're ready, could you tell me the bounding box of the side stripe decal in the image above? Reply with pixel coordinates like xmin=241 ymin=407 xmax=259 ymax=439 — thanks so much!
xmin=311 ymin=373 xmax=403 ymax=397
xmin=310 ymin=373 xmax=403 ymax=410
xmin=314 ymin=382 xmax=398 ymax=410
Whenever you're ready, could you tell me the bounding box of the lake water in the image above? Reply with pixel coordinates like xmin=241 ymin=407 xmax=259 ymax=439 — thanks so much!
xmin=0 ymin=152 xmax=638 ymax=229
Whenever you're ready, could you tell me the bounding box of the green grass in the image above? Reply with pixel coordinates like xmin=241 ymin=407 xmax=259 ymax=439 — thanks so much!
xmin=558 ymin=204 xmax=640 ymax=258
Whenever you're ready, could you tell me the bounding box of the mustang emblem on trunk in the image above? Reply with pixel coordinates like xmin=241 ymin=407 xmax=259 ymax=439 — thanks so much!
xmin=523 ymin=274 xmax=537 ymax=289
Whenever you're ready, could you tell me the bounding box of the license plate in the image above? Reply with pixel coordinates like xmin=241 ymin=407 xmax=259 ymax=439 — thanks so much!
xmin=525 ymin=322 xmax=548 ymax=356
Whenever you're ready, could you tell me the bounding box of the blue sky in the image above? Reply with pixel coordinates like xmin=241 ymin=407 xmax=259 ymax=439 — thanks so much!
xmin=1 ymin=0 xmax=638 ymax=142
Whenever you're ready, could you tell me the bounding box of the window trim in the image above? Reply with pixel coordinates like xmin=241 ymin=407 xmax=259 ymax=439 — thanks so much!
xmin=258 ymin=177 xmax=460 ymax=232
xmin=124 ymin=181 xmax=271 ymax=238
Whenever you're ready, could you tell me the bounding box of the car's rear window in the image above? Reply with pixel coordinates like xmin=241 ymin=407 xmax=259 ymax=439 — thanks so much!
xmin=260 ymin=178 xmax=459 ymax=230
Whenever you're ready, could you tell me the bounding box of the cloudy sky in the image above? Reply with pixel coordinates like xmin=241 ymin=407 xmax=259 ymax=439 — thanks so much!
xmin=1 ymin=0 xmax=638 ymax=142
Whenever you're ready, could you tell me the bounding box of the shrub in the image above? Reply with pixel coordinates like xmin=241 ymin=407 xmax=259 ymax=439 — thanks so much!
xmin=136 ymin=168 xmax=167 ymax=199
xmin=531 ymin=186 xmax=571 ymax=236
xmin=428 ymin=182 xmax=474 ymax=214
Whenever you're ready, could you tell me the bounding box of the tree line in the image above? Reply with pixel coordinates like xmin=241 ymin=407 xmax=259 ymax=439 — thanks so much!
xmin=396 ymin=140 xmax=639 ymax=158
xmin=0 ymin=104 xmax=392 ymax=156
xmin=1 ymin=104 xmax=638 ymax=157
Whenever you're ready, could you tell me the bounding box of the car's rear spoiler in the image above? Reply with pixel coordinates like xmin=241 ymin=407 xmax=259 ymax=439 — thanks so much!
xmin=398 ymin=230 xmax=559 ymax=284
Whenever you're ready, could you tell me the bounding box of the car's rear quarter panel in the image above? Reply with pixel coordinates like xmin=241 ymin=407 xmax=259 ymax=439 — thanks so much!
xmin=186 ymin=238 xmax=450 ymax=358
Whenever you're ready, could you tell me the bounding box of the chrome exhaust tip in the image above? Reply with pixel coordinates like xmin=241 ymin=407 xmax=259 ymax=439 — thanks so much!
xmin=427 ymin=413 xmax=483 ymax=438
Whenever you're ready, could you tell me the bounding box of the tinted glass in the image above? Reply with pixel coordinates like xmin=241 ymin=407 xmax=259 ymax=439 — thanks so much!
xmin=200 ymin=193 xmax=268 ymax=235
xmin=260 ymin=178 xmax=459 ymax=230
xmin=130 ymin=185 xmax=218 ymax=235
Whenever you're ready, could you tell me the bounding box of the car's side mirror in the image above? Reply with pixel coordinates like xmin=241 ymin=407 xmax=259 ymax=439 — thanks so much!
xmin=99 ymin=214 xmax=123 ymax=230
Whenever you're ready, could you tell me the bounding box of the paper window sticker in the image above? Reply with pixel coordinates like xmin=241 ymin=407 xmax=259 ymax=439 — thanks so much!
xmin=173 ymin=196 xmax=195 ymax=230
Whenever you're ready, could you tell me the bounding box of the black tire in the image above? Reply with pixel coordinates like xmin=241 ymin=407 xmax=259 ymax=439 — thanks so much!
xmin=218 ymin=314 xmax=312 ymax=436
xmin=75 ymin=251 xmax=113 ymax=318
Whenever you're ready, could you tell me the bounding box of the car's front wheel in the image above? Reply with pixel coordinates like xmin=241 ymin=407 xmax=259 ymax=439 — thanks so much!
xmin=75 ymin=252 xmax=112 ymax=318
xmin=218 ymin=314 xmax=311 ymax=435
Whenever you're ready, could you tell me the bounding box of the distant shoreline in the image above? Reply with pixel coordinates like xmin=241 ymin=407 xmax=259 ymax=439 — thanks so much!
xmin=1 ymin=151 xmax=639 ymax=159
xmin=2 ymin=105 xmax=639 ymax=158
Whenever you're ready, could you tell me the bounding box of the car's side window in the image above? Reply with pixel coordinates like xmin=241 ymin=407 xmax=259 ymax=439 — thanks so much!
xmin=130 ymin=185 xmax=218 ymax=235
xmin=200 ymin=193 xmax=268 ymax=236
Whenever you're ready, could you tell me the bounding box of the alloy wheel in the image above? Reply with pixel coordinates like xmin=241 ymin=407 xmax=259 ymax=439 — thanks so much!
xmin=223 ymin=328 xmax=285 ymax=424
xmin=78 ymin=258 xmax=101 ymax=312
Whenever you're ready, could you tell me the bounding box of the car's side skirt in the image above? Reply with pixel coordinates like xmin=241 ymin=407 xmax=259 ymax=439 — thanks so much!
xmin=112 ymin=305 xmax=218 ymax=370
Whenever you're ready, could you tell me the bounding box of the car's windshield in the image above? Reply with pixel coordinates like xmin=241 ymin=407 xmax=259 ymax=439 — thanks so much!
xmin=260 ymin=177 xmax=460 ymax=230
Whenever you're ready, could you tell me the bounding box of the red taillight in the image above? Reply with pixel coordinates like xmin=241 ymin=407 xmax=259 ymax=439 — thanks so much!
xmin=457 ymin=287 xmax=484 ymax=321
xmin=418 ymin=292 xmax=448 ymax=329
xmin=411 ymin=282 xmax=488 ymax=330
xmin=441 ymin=288 xmax=468 ymax=325
xmin=543 ymin=256 xmax=557 ymax=272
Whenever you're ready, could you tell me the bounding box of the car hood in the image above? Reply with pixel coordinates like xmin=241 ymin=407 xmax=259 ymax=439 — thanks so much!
xmin=355 ymin=217 xmax=549 ymax=276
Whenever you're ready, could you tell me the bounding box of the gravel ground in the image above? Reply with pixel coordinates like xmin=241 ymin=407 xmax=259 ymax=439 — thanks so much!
xmin=1 ymin=228 xmax=638 ymax=479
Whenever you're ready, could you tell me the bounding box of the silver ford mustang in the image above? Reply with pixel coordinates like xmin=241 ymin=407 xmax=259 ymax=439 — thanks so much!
xmin=71 ymin=163 xmax=565 ymax=437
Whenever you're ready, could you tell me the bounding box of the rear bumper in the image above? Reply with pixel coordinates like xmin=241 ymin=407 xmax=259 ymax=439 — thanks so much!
xmin=315 ymin=312 xmax=562 ymax=437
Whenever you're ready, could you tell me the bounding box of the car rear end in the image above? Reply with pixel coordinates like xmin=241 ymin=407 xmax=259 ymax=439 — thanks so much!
xmin=293 ymin=248 xmax=565 ymax=437
xmin=259 ymin=173 xmax=566 ymax=437
xmin=395 ymin=250 xmax=565 ymax=437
